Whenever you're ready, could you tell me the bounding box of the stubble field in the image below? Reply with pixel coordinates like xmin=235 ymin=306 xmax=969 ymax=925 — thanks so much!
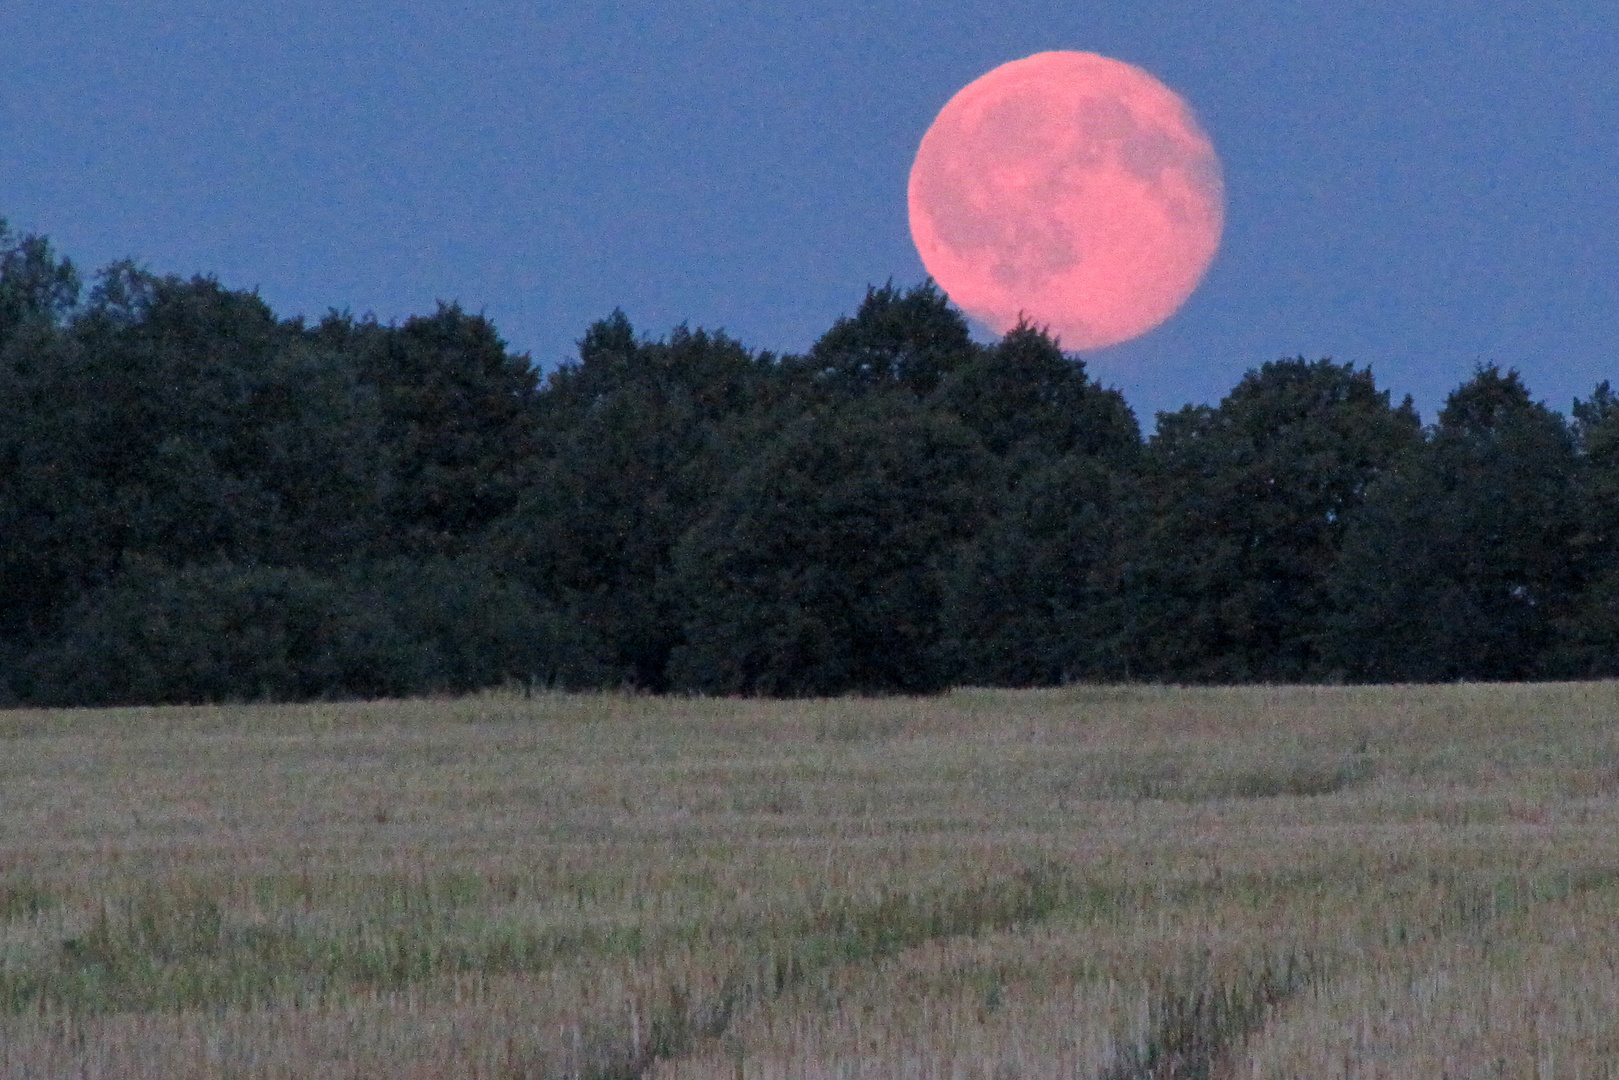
xmin=0 ymin=682 xmax=1616 ymax=1078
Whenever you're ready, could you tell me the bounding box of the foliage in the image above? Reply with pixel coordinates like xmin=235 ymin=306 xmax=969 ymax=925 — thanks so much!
xmin=1325 ymin=366 xmax=1580 ymax=681
xmin=1 ymin=214 xmax=1614 ymax=702
xmin=667 ymin=393 xmax=991 ymax=695
xmin=1547 ymin=381 xmax=1619 ymax=675
xmin=933 ymin=323 xmax=1141 ymax=686
xmin=495 ymin=315 xmax=773 ymax=689
xmin=315 ymin=304 xmax=543 ymax=554
xmin=942 ymin=452 xmax=1130 ymax=685
xmin=0 ymin=269 xmax=388 ymax=648
xmin=0 ymin=218 xmax=79 ymax=342
xmin=1122 ymin=359 xmax=1422 ymax=682
xmin=792 ymin=279 xmax=978 ymax=398
xmin=933 ymin=319 xmax=1139 ymax=465
xmin=16 ymin=557 xmax=600 ymax=706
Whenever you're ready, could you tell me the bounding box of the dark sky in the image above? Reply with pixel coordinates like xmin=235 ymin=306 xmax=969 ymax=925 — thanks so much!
xmin=3 ymin=0 xmax=1615 ymax=425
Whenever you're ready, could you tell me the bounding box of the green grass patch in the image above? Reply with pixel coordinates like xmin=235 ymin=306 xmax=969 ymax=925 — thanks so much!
xmin=1099 ymin=754 xmax=1375 ymax=802
xmin=0 ymin=878 xmax=55 ymax=920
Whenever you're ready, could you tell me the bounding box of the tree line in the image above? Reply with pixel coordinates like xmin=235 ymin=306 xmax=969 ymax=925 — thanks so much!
xmin=2 ymin=219 xmax=1616 ymax=705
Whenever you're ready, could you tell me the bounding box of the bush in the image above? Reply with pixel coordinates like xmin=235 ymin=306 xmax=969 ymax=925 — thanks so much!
xmin=15 ymin=557 xmax=615 ymax=706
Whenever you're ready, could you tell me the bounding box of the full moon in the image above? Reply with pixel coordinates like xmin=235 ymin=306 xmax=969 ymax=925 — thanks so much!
xmin=908 ymin=51 xmax=1224 ymax=351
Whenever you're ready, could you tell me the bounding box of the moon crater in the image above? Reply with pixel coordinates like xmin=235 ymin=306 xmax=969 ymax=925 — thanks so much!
xmin=909 ymin=52 xmax=1224 ymax=351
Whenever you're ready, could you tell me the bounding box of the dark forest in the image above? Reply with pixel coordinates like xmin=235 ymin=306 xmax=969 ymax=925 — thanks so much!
xmin=4 ymin=219 xmax=1616 ymax=705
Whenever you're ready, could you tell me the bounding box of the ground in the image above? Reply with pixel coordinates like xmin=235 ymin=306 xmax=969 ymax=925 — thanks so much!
xmin=1 ymin=683 xmax=1616 ymax=1078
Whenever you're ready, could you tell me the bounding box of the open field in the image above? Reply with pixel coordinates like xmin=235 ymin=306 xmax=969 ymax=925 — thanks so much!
xmin=0 ymin=683 xmax=1616 ymax=1078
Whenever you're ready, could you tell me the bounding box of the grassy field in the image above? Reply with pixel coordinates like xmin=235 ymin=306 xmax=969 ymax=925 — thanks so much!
xmin=0 ymin=683 xmax=1616 ymax=1078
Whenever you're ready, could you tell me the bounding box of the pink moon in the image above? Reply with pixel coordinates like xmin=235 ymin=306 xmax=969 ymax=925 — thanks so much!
xmin=908 ymin=51 xmax=1224 ymax=351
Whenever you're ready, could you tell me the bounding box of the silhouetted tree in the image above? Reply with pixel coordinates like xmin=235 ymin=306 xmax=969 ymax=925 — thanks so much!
xmin=1538 ymin=381 xmax=1619 ymax=676
xmin=934 ymin=322 xmax=1142 ymax=684
xmin=933 ymin=320 xmax=1139 ymax=465
xmin=320 ymin=303 xmax=542 ymax=553
xmin=942 ymin=453 xmax=1132 ymax=684
xmin=11 ymin=216 xmax=1619 ymax=704
xmin=0 ymin=219 xmax=79 ymax=343
xmin=497 ymin=314 xmax=775 ymax=688
xmin=16 ymin=555 xmax=596 ymax=706
xmin=1123 ymin=359 xmax=1421 ymax=682
xmin=0 ymin=268 xmax=387 ymax=651
xmin=1326 ymin=366 xmax=1579 ymax=681
xmin=793 ymin=280 xmax=978 ymax=398
xmin=0 ymin=222 xmax=82 ymax=650
xmin=668 ymin=393 xmax=991 ymax=695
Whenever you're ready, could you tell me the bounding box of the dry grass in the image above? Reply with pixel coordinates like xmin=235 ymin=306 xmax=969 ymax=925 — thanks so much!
xmin=0 ymin=682 xmax=1615 ymax=1077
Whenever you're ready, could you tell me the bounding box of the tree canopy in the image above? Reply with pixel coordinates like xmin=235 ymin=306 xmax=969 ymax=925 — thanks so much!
xmin=1124 ymin=358 xmax=1421 ymax=682
xmin=0 ymin=220 xmax=1611 ymax=704
xmin=1326 ymin=366 xmax=1580 ymax=681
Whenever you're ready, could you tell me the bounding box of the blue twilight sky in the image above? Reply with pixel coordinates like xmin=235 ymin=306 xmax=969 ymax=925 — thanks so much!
xmin=2 ymin=0 xmax=1615 ymax=425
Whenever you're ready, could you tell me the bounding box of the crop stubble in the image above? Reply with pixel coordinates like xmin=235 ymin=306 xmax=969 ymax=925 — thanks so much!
xmin=0 ymin=682 xmax=1615 ymax=1077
